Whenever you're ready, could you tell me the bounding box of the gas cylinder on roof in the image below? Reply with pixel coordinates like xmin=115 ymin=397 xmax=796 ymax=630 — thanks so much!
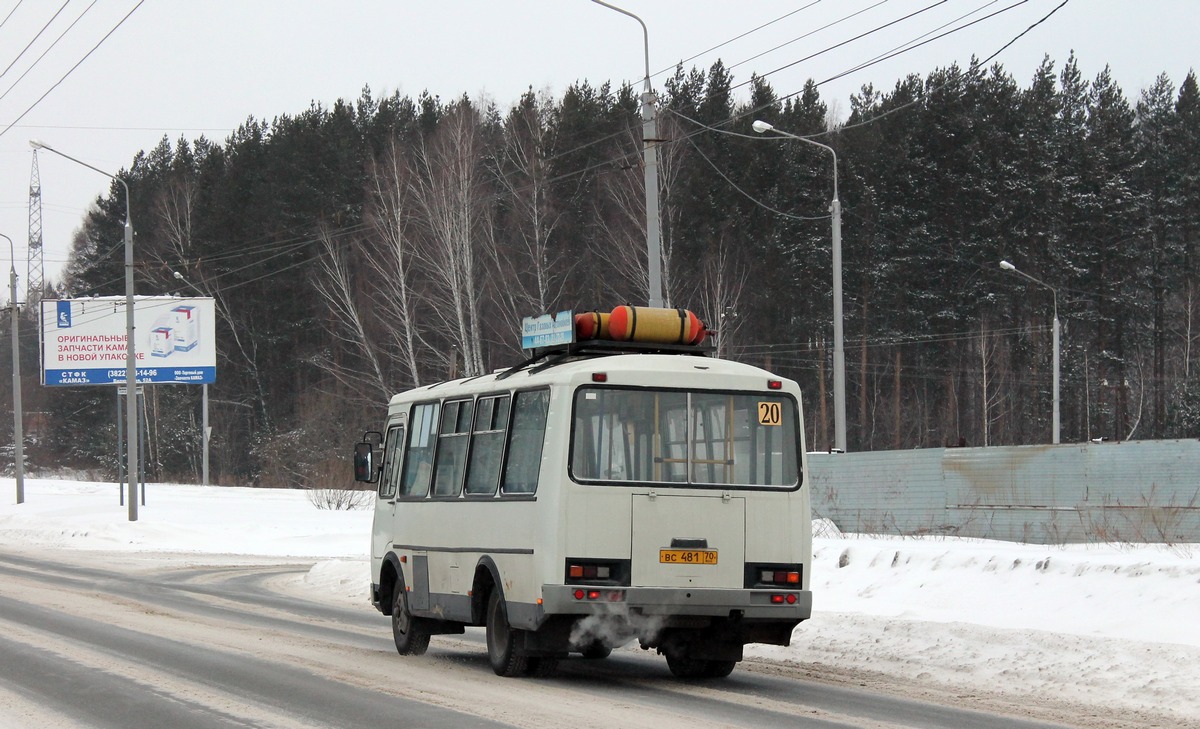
xmin=607 ymin=305 xmax=708 ymax=345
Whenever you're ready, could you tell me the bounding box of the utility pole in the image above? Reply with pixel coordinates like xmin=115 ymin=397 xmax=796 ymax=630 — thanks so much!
xmin=591 ymin=0 xmax=662 ymax=307
xmin=3 ymin=233 xmax=24 ymax=504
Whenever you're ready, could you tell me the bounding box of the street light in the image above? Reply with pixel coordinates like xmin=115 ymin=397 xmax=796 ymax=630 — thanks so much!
xmin=174 ymin=271 xmax=210 ymax=486
xmin=752 ymin=120 xmax=846 ymax=453
xmin=591 ymin=0 xmax=663 ymax=307
xmin=3 ymin=233 xmax=24 ymax=504
xmin=1000 ymin=259 xmax=1060 ymax=444
xmin=30 ymin=139 xmax=140 ymax=519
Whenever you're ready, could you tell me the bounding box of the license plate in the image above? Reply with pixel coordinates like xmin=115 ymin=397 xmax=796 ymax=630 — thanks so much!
xmin=659 ymin=549 xmax=718 ymax=565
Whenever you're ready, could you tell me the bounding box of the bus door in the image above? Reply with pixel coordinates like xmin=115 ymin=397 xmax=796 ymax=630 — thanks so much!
xmin=372 ymin=420 xmax=406 ymax=565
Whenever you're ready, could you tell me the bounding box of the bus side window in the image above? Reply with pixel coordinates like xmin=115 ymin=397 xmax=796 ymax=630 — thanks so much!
xmin=502 ymin=389 xmax=549 ymax=494
xmin=432 ymin=399 xmax=473 ymax=497
xmin=400 ymin=402 xmax=439 ymax=497
xmin=378 ymin=424 xmax=405 ymax=498
xmin=465 ymin=395 xmax=510 ymax=496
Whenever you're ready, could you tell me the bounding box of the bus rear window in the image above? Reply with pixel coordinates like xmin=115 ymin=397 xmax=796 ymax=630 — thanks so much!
xmin=570 ymin=387 xmax=798 ymax=488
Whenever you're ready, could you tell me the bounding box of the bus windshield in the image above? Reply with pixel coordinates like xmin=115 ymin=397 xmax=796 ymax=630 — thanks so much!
xmin=570 ymin=386 xmax=799 ymax=488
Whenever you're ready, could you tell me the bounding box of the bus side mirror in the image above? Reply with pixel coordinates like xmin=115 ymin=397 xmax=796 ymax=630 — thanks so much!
xmin=354 ymin=442 xmax=378 ymax=483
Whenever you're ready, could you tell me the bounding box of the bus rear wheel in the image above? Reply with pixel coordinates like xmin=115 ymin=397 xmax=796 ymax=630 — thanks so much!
xmin=392 ymin=586 xmax=431 ymax=656
xmin=486 ymin=590 xmax=529 ymax=677
xmin=580 ymin=641 xmax=612 ymax=660
xmin=665 ymin=651 xmax=735 ymax=679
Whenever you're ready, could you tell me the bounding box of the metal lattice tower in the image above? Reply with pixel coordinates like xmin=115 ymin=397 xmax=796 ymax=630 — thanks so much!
xmin=26 ymin=150 xmax=45 ymax=309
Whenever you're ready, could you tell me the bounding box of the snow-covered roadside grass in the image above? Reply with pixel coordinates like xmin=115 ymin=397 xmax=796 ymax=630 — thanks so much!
xmin=4 ymin=478 xmax=1198 ymax=727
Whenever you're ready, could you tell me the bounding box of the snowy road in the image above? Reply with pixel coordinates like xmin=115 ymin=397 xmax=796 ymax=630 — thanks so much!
xmin=0 ymin=549 xmax=1078 ymax=729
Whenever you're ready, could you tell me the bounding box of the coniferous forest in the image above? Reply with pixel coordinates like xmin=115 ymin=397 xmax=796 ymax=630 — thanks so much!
xmin=4 ymin=54 xmax=1200 ymax=487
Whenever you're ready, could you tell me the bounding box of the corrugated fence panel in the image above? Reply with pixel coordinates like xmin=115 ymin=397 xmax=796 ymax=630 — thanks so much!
xmin=808 ymin=449 xmax=948 ymax=535
xmin=807 ymin=439 xmax=1200 ymax=544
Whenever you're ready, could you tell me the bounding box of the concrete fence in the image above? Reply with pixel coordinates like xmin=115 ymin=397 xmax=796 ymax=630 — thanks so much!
xmin=807 ymin=439 xmax=1200 ymax=544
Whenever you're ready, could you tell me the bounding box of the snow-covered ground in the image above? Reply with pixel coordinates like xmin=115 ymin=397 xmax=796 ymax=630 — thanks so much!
xmin=2 ymin=478 xmax=1197 ymax=727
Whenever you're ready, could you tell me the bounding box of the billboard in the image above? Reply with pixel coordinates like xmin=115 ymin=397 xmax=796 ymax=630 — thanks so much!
xmin=41 ymin=296 xmax=217 ymax=386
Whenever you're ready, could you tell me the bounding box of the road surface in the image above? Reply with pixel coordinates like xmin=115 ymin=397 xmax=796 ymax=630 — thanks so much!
xmin=0 ymin=549 xmax=1083 ymax=729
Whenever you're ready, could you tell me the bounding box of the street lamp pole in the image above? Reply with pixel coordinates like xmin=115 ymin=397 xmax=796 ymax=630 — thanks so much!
xmin=752 ymin=120 xmax=846 ymax=453
xmin=3 ymin=234 xmax=24 ymax=504
xmin=1000 ymin=260 xmax=1060 ymax=444
xmin=31 ymin=140 xmax=139 ymax=518
xmin=591 ymin=0 xmax=662 ymax=307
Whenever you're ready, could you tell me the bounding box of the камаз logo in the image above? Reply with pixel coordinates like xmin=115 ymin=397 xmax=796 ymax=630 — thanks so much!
xmin=56 ymin=301 xmax=72 ymax=328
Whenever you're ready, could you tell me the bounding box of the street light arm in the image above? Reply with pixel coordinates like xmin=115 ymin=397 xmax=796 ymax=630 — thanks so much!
xmin=999 ymin=260 xmax=1057 ymax=318
xmin=591 ymin=0 xmax=650 ymax=91
xmin=31 ymin=141 xmax=131 ymax=227
xmin=751 ymin=120 xmax=837 ymax=201
xmin=173 ymin=270 xmax=208 ymax=297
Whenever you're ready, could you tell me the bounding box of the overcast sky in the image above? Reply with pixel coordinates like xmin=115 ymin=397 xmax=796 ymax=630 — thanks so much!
xmin=0 ymin=0 xmax=1195 ymax=298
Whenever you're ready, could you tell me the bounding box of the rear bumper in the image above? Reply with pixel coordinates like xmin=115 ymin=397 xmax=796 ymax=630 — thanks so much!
xmin=540 ymin=584 xmax=812 ymax=621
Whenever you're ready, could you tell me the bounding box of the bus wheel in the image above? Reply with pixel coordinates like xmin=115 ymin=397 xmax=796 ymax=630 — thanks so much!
xmin=580 ymin=641 xmax=612 ymax=660
xmin=664 ymin=650 xmax=708 ymax=679
xmin=392 ymin=587 xmax=430 ymax=656
xmin=486 ymin=590 xmax=528 ymax=677
xmin=524 ymin=656 xmax=559 ymax=677
xmin=702 ymin=660 xmax=736 ymax=678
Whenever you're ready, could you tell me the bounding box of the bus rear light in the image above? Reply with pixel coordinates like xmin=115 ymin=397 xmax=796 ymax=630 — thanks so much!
xmin=572 ymin=589 xmax=626 ymax=602
xmin=760 ymin=570 xmax=801 ymax=585
xmin=568 ymin=564 xmax=611 ymax=580
xmin=768 ymin=379 xmax=782 ymax=390
xmin=592 ymin=373 xmax=608 ymax=382
xmin=770 ymin=594 xmax=784 ymax=604
xmin=786 ymin=593 xmax=797 ymax=604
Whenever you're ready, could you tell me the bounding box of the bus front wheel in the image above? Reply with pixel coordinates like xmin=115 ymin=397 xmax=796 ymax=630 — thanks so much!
xmin=486 ymin=590 xmax=529 ymax=676
xmin=392 ymin=586 xmax=431 ymax=656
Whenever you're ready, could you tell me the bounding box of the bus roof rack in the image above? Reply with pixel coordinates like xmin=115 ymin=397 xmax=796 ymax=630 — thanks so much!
xmin=496 ymin=338 xmax=715 ymax=381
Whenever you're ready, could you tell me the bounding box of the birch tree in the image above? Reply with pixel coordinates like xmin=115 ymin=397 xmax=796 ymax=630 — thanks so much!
xmin=493 ymin=90 xmax=572 ymax=314
xmin=408 ymin=98 xmax=491 ymax=376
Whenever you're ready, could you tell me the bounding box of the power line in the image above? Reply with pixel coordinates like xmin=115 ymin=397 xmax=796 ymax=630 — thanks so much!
xmin=0 ymin=0 xmax=100 ymax=106
xmin=725 ymin=0 xmax=891 ymax=79
xmin=0 ymin=0 xmax=145 ymax=140
xmin=0 ymin=0 xmax=69 ymax=79
xmin=0 ymin=0 xmax=24 ymax=33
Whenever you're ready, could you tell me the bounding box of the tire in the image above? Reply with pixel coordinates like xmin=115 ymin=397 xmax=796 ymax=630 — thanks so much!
xmin=486 ymin=590 xmax=528 ymax=676
xmin=664 ymin=650 xmax=708 ymax=679
xmin=702 ymin=660 xmax=737 ymax=678
xmin=391 ymin=585 xmax=430 ymax=656
xmin=523 ymin=656 xmax=559 ymax=677
xmin=580 ymin=642 xmax=612 ymax=660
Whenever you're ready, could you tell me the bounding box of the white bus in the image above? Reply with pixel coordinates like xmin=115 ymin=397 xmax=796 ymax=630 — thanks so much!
xmin=354 ymin=313 xmax=812 ymax=678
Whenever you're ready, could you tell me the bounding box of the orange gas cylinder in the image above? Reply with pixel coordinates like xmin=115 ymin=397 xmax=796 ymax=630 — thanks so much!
xmin=574 ymin=311 xmax=611 ymax=341
xmin=608 ymin=306 xmax=707 ymax=345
